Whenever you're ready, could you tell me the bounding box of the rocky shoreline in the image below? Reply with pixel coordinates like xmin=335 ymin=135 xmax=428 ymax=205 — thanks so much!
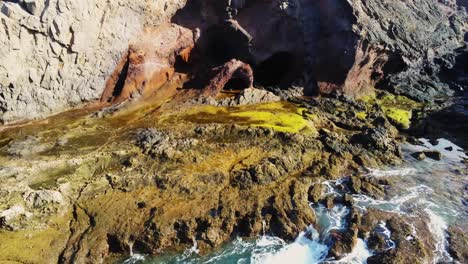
xmin=0 ymin=87 xmax=466 ymax=263
xmin=0 ymin=0 xmax=467 ymax=263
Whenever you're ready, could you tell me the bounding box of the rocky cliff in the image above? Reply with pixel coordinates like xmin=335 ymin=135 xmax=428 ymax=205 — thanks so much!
xmin=1 ymin=1 xmax=468 ymax=263
xmin=1 ymin=0 xmax=467 ymax=124
xmin=0 ymin=0 xmax=186 ymax=124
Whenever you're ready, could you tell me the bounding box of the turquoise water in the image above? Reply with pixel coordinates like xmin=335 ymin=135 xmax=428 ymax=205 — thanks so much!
xmin=122 ymin=138 xmax=466 ymax=264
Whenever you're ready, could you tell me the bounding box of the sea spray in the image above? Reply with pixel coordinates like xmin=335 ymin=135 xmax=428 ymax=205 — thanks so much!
xmin=424 ymin=208 xmax=453 ymax=263
xmin=252 ymin=227 xmax=328 ymax=264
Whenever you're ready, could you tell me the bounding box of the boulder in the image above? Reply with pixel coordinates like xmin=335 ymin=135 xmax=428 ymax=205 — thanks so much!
xmin=0 ymin=205 xmax=32 ymax=230
xmin=424 ymin=150 xmax=442 ymax=161
xmin=412 ymin=151 xmax=426 ymax=161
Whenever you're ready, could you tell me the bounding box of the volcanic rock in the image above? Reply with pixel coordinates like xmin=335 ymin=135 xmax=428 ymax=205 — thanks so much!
xmin=201 ymin=59 xmax=254 ymax=97
xmin=448 ymin=224 xmax=468 ymax=263
xmin=424 ymin=150 xmax=443 ymax=161
xmin=412 ymin=151 xmax=426 ymax=161
xmin=100 ymin=24 xmax=194 ymax=103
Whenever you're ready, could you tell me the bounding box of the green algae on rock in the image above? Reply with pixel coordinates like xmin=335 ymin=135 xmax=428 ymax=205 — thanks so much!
xmin=0 ymin=93 xmax=408 ymax=263
xmin=358 ymin=91 xmax=422 ymax=129
xmin=172 ymin=102 xmax=318 ymax=134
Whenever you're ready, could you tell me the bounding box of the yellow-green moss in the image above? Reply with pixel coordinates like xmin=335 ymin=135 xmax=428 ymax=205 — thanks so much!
xmin=358 ymin=91 xmax=421 ymax=129
xmin=357 ymin=92 xmax=377 ymax=104
xmin=356 ymin=112 xmax=367 ymax=120
xmin=0 ymin=213 xmax=71 ymax=264
xmin=176 ymin=102 xmax=317 ymax=134
xmin=383 ymin=107 xmax=412 ymax=129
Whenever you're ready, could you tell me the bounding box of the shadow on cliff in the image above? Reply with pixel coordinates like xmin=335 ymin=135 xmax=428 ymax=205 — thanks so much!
xmin=411 ymin=46 xmax=468 ymax=148
xmin=170 ymin=0 xmax=361 ymax=96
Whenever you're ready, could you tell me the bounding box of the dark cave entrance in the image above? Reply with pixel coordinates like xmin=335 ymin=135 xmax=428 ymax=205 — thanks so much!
xmin=254 ymin=51 xmax=297 ymax=88
xmin=223 ymin=77 xmax=251 ymax=90
xmin=174 ymin=54 xmax=191 ymax=74
xmin=203 ymin=24 xmax=253 ymax=65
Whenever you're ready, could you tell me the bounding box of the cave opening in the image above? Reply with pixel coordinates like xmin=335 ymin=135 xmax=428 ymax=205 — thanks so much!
xmin=174 ymin=54 xmax=191 ymax=74
xmin=254 ymin=51 xmax=296 ymax=88
xmin=203 ymin=24 xmax=252 ymax=66
xmin=223 ymin=77 xmax=251 ymax=91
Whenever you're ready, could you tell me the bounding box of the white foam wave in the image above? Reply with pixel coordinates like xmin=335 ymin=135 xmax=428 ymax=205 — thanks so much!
xmin=424 ymin=208 xmax=453 ymax=263
xmin=123 ymin=254 xmax=145 ymax=264
xmin=366 ymin=167 xmax=417 ymax=178
xmin=352 ymin=185 xmax=433 ymax=213
xmin=251 ymin=227 xmax=328 ymax=264
xmin=376 ymin=221 xmax=396 ymax=250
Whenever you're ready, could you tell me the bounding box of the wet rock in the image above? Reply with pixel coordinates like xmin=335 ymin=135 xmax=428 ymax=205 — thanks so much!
xmin=347 ymin=176 xmax=385 ymax=199
xmin=328 ymin=226 xmax=358 ymax=259
xmin=367 ymin=231 xmax=387 ymax=251
xmin=324 ymin=196 xmax=335 ymax=209
xmin=308 ymin=183 xmax=324 ymax=203
xmin=412 ymin=151 xmax=426 ymax=161
xmin=407 ymin=136 xmax=423 ymax=145
xmin=424 ymin=150 xmax=442 ymax=161
xmin=361 ymin=209 xmax=436 ymax=264
xmin=361 ymin=181 xmax=385 ymax=198
xmin=448 ymin=225 xmax=468 ymax=263
xmin=343 ymin=194 xmax=354 ymax=207
xmin=349 ymin=176 xmax=362 ymax=193
xmin=351 ymin=127 xmax=396 ymax=154
xmin=0 ymin=92 xmax=414 ymax=262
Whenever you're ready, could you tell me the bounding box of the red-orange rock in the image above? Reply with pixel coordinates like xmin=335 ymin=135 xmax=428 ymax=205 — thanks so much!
xmin=201 ymin=59 xmax=254 ymax=97
xmin=101 ymin=24 xmax=194 ymax=104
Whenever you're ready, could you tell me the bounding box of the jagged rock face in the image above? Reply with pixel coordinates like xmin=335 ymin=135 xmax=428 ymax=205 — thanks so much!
xmin=0 ymin=0 xmax=187 ymax=124
xmin=0 ymin=0 xmax=467 ymax=122
xmin=351 ymin=0 xmax=468 ymax=101
xmin=170 ymin=0 xmax=466 ymax=99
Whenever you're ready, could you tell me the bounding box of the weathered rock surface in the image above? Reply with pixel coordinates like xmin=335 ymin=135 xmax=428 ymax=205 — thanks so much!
xmin=173 ymin=0 xmax=467 ymax=99
xmin=362 ymin=209 xmax=437 ymax=264
xmin=448 ymin=224 xmax=468 ymax=263
xmin=1 ymin=0 xmax=467 ymax=123
xmin=201 ymin=59 xmax=254 ymax=97
xmin=0 ymin=94 xmax=406 ymax=263
xmin=194 ymin=87 xmax=280 ymax=107
xmin=0 ymin=0 xmax=186 ymax=123
xmin=100 ymin=24 xmax=194 ymax=104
